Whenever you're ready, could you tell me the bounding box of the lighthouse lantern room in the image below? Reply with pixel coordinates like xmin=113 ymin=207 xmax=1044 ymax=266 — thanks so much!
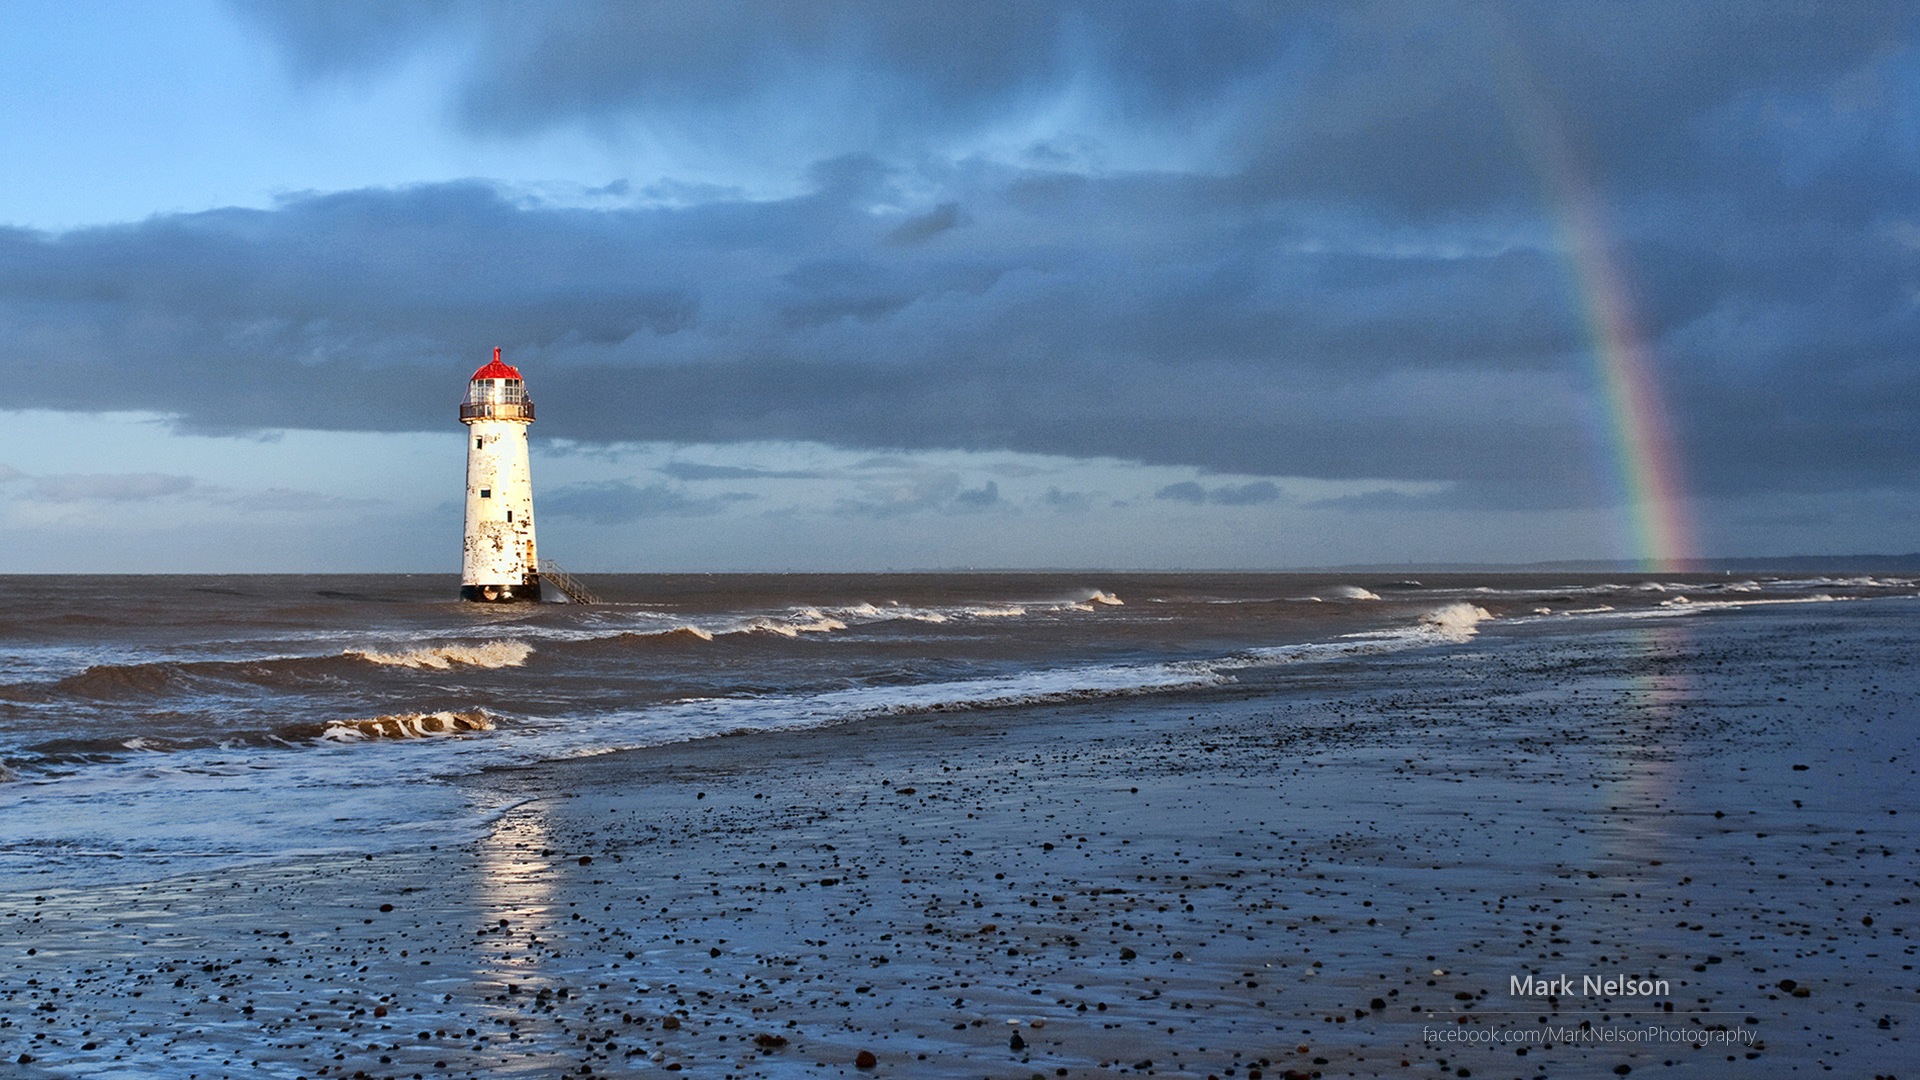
xmin=460 ymin=348 xmax=541 ymax=602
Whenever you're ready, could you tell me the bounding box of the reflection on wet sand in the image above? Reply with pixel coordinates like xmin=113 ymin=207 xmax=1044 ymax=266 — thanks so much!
xmin=2 ymin=601 xmax=1913 ymax=1077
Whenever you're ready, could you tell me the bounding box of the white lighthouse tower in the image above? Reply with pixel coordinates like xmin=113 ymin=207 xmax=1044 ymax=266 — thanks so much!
xmin=459 ymin=348 xmax=541 ymax=603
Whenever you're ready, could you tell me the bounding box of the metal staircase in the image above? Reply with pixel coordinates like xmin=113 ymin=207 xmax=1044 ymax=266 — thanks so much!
xmin=538 ymin=559 xmax=600 ymax=605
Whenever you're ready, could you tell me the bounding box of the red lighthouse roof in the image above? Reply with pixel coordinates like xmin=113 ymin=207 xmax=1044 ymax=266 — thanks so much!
xmin=470 ymin=347 xmax=523 ymax=381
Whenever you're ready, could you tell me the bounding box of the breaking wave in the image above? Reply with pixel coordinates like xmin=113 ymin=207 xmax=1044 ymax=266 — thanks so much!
xmin=345 ymin=641 xmax=533 ymax=669
xmin=1418 ymin=602 xmax=1495 ymax=641
xmin=4 ymin=574 xmax=1910 ymax=892
xmin=743 ymin=610 xmax=847 ymax=637
xmin=830 ymin=602 xmax=947 ymax=622
xmin=319 ymin=710 xmax=496 ymax=742
xmin=600 ymin=626 xmax=715 ymax=646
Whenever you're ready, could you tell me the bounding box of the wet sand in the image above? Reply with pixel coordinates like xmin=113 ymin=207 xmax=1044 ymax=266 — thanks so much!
xmin=3 ymin=600 xmax=1915 ymax=1078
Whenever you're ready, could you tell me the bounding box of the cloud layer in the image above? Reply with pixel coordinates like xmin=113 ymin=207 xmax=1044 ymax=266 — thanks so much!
xmin=0 ymin=1 xmax=1911 ymax=544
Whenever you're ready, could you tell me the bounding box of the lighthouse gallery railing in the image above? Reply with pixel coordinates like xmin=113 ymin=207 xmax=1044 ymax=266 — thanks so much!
xmin=459 ymin=401 xmax=535 ymax=421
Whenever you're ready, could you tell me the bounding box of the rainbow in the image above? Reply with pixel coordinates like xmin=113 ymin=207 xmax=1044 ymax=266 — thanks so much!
xmin=1493 ymin=30 xmax=1696 ymax=572
xmin=1548 ymin=173 xmax=1696 ymax=573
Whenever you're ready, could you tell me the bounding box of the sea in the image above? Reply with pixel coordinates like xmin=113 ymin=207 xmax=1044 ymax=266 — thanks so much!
xmin=1 ymin=571 xmax=1913 ymax=891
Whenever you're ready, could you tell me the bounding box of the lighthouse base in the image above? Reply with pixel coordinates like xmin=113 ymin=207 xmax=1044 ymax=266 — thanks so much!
xmin=461 ymin=581 xmax=544 ymax=604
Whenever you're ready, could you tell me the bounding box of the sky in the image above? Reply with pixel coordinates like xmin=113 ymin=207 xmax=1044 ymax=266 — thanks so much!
xmin=0 ymin=0 xmax=1915 ymax=572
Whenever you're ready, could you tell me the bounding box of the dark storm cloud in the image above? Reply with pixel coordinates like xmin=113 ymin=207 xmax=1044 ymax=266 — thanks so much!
xmin=2 ymin=159 xmax=1911 ymax=511
xmin=8 ymin=1 xmax=1915 ymax=518
xmin=236 ymin=1 xmax=1291 ymax=145
xmin=238 ymin=2 xmax=1916 ymax=214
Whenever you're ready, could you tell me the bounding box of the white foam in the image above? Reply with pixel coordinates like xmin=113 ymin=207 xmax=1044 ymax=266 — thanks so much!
xmin=818 ymin=598 xmax=1108 ymax=624
xmin=741 ymin=612 xmax=847 ymax=637
xmin=1418 ymin=602 xmax=1495 ymax=642
xmin=320 ymin=711 xmax=496 ymax=742
xmin=9 ymin=580 xmax=1915 ymax=892
xmin=825 ymin=602 xmax=956 ymax=623
xmin=1221 ymin=610 xmax=1497 ymax=669
xmin=815 ymin=663 xmax=1228 ymax=719
xmin=1329 ymin=585 xmax=1382 ymax=601
xmin=346 ymin=640 xmax=533 ymax=669
xmin=1224 ymin=637 xmax=1409 ymax=669
xmin=1558 ymin=592 xmax=1869 ymax=623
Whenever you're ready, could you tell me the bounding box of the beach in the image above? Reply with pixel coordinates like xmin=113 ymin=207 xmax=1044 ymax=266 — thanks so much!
xmin=5 ymin=6 xmax=1914 ymax=1079
xmin=3 ymin=593 xmax=1914 ymax=1078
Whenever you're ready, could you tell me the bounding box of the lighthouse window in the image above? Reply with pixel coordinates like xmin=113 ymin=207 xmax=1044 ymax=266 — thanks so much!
xmin=476 ymin=437 xmax=483 ymax=449
xmin=506 ymin=511 xmax=513 ymax=522
xmin=480 ymin=488 xmax=491 ymax=499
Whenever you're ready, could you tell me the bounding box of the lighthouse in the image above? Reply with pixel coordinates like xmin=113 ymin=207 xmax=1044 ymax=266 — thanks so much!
xmin=459 ymin=348 xmax=541 ymax=603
